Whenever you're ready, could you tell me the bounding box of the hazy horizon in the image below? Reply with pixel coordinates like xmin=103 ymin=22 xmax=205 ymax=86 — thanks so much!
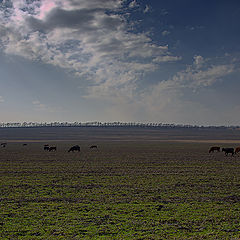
xmin=1 ymin=0 xmax=240 ymax=125
xmin=0 ymin=121 xmax=239 ymax=128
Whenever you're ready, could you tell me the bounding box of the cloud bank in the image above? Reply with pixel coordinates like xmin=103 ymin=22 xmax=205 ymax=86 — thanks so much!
xmin=0 ymin=0 xmax=180 ymax=100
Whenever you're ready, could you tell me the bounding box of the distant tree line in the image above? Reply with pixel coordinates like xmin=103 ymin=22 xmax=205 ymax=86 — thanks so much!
xmin=0 ymin=121 xmax=238 ymax=129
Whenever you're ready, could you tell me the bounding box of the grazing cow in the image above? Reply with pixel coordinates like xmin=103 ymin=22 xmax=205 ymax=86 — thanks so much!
xmin=235 ymin=147 xmax=240 ymax=154
xmin=44 ymin=146 xmax=49 ymax=151
xmin=48 ymin=146 xmax=57 ymax=152
xmin=90 ymin=145 xmax=98 ymax=149
xmin=68 ymin=145 xmax=80 ymax=152
xmin=209 ymin=146 xmax=220 ymax=153
xmin=1 ymin=143 xmax=7 ymax=148
xmin=23 ymin=144 xmax=27 ymax=146
xmin=222 ymin=148 xmax=234 ymax=156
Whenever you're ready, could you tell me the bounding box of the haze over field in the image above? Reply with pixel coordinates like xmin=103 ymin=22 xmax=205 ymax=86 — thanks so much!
xmin=0 ymin=0 xmax=240 ymax=125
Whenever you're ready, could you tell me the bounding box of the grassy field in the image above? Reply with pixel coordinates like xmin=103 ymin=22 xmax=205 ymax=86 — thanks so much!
xmin=0 ymin=141 xmax=240 ymax=239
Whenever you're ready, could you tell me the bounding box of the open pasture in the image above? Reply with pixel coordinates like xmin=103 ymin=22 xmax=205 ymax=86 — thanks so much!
xmin=0 ymin=141 xmax=240 ymax=239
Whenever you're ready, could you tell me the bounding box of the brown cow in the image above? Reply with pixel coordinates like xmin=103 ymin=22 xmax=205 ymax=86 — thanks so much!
xmin=209 ymin=146 xmax=220 ymax=153
xmin=235 ymin=147 xmax=240 ymax=154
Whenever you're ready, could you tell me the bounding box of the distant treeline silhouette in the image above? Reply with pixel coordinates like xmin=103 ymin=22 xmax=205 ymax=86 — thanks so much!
xmin=0 ymin=121 xmax=238 ymax=129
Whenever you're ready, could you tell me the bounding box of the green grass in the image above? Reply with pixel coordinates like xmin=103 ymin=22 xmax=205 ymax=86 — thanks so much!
xmin=0 ymin=141 xmax=240 ymax=239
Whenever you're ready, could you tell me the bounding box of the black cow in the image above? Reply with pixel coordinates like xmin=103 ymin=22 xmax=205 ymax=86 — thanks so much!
xmin=23 ymin=144 xmax=27 ymax=146
xmin=1 ymin=143 xmax=7 ymax=148
xmin=68 ymin=145 xmax=80 ymax=152
xmin=48 ymin=146 xmax=57 ymax=152
xmin=44 ymin=146 xmax=49 ymax=151
xmin=222 ymin=148 xmax=234 ymax=156
xmin=90 ymin=145 xmax=98 ymax=149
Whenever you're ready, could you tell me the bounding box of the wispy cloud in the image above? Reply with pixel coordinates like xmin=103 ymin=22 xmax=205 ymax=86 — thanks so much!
xmin=0 ymin=96 xmax=4 ymax=103
xmin=173 ymin=60 xmax=234 ymax=89
xmin=143 ymin=5 xmax=150 ymax=13
xmin=160 ymin=9 xmax=168 ymax=16
xmin=32 ymin=100 xmax=48 ymax=111
xmin=162 ymin=30 xmax=170 ymax=36
xmin=144 ymin=56 xmax=235 ymax=105
xmin=136 ymin=55 xmax=237 ymax=123
xmin=129 ymin=0 xmax=139 ymax=9
xmin=32 ymin=100 xmax=62 ymax=112
xmin=193 ymin=55 xmax=205 ymax=68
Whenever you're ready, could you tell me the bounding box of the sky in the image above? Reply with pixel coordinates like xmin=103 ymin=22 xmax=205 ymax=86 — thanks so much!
xmin=0 ymin=0 xmax=240 ymax=125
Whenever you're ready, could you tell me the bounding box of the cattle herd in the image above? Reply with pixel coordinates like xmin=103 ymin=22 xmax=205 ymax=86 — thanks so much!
xmin=0 ymin=143 xmax=98 ymax=152
xmin=209 ymin=146 xmax=239 ymax=156
xmin=0 ymin=142 xmax=239 ymax=156
xmin=43 ymin=144 xmax=98 ymax=152
xmin=43 ymin=145 xmax=57 ymax=152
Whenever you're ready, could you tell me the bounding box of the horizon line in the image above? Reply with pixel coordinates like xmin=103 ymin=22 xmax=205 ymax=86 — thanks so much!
xmin=0 ymin=121 xmax=239 ymax=129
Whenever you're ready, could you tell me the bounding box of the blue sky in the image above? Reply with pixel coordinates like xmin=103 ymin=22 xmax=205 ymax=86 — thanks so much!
xmin=0 ymin=0 xmax=240 ymax=125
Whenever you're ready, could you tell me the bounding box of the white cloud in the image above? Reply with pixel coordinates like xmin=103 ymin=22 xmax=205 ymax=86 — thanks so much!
xmin=193 ymin=55 xmax=205 ymax=68
xmin=134 ymin=56 xmax=236 ymax=123
xmin=162 ymin=30 xmax=170 ymax=36
xmin=0 ymin=96 xmax=4 ymax=103
xmin=0 ymin=0 xmax=181 ymax=100
xmin=129 ymin=0 xmax=139 ymax=8
xmin=143 ymin=5 xmax=150 ymax=13
xmin=153 ymin=55 xmax=181 ymax=63
xmin=32 ymin=100 xmax=47 ymax=111
xmin=32 ymin=100 xmax=62 ymax=112
xmin=174 ymin=63 xmax=234 ymax=88
xmin=160 ymin=9 xmax=168 ymax=16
